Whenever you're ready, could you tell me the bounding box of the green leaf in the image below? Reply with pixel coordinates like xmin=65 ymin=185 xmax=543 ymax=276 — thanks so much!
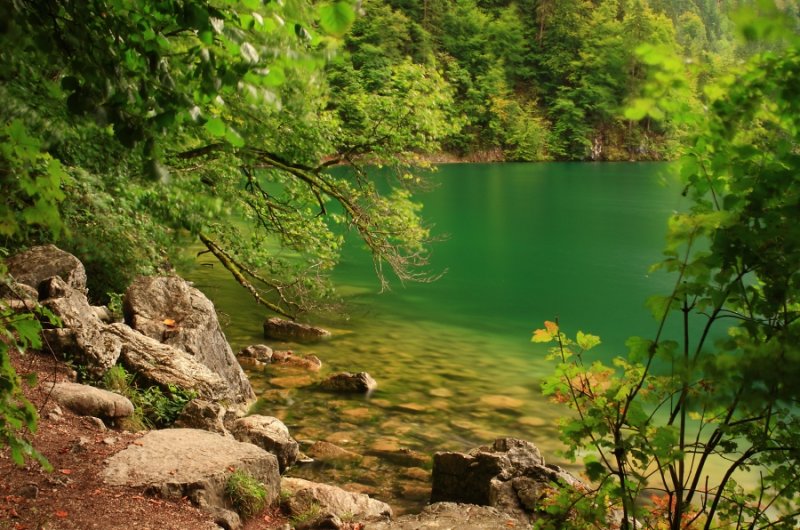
xmin=11 ymin=318 xmax=42 ymax=351
xmin=576 ymin=331 xmax=601 ymax=351
xmin=204 ymin=117 xmax=226 ymax=137
xmin=318 ymin=2 xmax=355 ymax=37
xmin=262 ymin=65 xmax=286 ymax=87
xmin=225 ymin=127 xmax=245 ymax=147
xmin=625 ymin=99 xmax=652 ymax=121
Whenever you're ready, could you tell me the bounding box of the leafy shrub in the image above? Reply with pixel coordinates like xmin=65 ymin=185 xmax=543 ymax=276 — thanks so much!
xmin=102 ymin=365 xmax=195 ymax=430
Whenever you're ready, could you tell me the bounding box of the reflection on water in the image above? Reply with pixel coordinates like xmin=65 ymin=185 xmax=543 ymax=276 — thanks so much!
xmin=185 ymin=162 xmax=683 ymax=513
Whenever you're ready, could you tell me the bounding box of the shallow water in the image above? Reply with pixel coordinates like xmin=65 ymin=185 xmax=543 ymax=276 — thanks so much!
xmin=185 ymin=162 xmax=685 ymax=513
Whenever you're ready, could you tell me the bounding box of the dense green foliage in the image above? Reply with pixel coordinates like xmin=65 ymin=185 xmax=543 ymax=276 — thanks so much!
xmin=103 ymin=365 xmax=196 ymax=430
xmin=334 ymin=0 xmax=792 ymax=161
xmin=536 ymin=8 xmax=800 ymax=529
xmin=1 ymin=0 xmax=455 ymax=306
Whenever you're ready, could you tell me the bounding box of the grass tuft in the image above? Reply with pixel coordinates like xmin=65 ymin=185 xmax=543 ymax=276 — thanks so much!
xmin=225 ymin=469 xmax=268 ymax=518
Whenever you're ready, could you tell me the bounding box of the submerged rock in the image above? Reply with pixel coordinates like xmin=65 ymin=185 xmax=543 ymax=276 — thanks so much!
xmin=319 ymin=372 xmax=377 ymax=394
xmin=305 ymin=440 xmax=362 ymax=463
xmin=238 ymin=344 xmax=273 ymax=362
xmin=263 ymin=317 xmax=331 ymax=343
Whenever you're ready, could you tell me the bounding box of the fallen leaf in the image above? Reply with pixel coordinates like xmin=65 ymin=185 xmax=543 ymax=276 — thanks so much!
xmin=59 ymin=469 xmax=72 ymax=475
xmin=163 ymin=318 xmax=176 ymax=327
xmin=9 ymin=508 xmax=20 ymax=518
xmin=55 ymin=510 xmax=68 ymax=518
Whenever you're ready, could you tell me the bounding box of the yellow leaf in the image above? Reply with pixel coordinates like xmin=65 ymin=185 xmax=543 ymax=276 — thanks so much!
xmin=532 ymin=328 xmax=553 ymax=343
xmin=544 ymin=321 xmax=559 ymax=335
xmin=163 ymin=318 xmax=176 ymax=327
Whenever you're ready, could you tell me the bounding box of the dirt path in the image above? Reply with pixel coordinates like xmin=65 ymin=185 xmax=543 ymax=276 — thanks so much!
xmin=0 ymin=350 xmax=288 ymax=530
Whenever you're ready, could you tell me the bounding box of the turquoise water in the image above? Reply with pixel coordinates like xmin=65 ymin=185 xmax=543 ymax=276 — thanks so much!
xmin=186 ymin=162 xmax=685 ymax=512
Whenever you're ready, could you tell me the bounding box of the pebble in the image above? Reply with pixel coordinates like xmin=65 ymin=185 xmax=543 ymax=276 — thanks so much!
xmin=428 ymin=387 xmax=454 ymax=398
xmin=396 ymin=402 xmax=426 ymax=413
xmin=341 ymin=407 xmax=372 ymax=420
xmin=269 ymin=375 xmax=314 ymax=388
xmin=479 ymin=395 xmax=525 ymax=409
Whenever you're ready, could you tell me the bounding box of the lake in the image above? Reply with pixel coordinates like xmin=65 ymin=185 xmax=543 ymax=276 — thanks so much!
xmin=185 ymin=161 xmax=685 ymax=513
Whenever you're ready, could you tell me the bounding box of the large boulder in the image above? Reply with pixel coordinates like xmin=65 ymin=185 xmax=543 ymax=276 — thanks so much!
xmin=231 ymin=415 xmax=299 ymax=473
xmin=103 ymin=429 xmax=280 ymax=520
xmin=281 ymin=477 xmax=391 ymax=525
xmin=5 ymin=245 xmax=87 ymax=293
xmin=106 ymin=323 xmax=232 ymax=402
xmin=124 ymin=276 xmax=254 ymax=403
xmin=319 ymin=372 xmax=377 ymax=394
xmin=263 ymin=317 xmax=331 ymax=343
xmin=39 ymin=276 xmax=122 ymax=375
xmin=431 ymin=438 xmax=583 ymax=524
xmin=370 ymin=502 xmax=523 ymax=530
xmin=49 ymin=382 xmax=134 ymax=421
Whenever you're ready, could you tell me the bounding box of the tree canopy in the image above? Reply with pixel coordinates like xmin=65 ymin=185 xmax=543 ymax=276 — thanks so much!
xmin=1 ymin=0 xmax=458 ymax=315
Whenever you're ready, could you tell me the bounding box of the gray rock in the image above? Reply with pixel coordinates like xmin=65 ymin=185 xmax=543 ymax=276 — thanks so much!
xmin=5 ymin=245 xmax=87 ymax=293
xmin=263 ymin=317 xmax=331 ymax=343
xmin=174 ymin=399 xmax=231 ymax=436
xmin=430 ymin=438 xmax=583 ymax=524
xmin=0 ymin=281 xmax=38 ymax=303
xmin=49 ymin=382 xmax=134 ymax=420
xmin=274 ymin=352 xmax=322 ymax=372
xmin=281 ymin=477 xmax=391 ymax=523
xmin=124 ymin=276 xmax=254 ymax=403
xmin=231 ymin=415 xmax=298 ymax=473
xmin=305 ymin=441 xmax=362 ymax=463
xmin=213 ymin=508 xmax=242 ymax=530
xmin=318 ymin=372 xmax=377 ymax=394
xmin=238 ymin=344 xmax=273 ymax=362
xmin=370 ymin=502 xmax=522 ymax=530
xmin=92 ymin=305 xmax=114 ymax=323
xmin=103 ymin=429 xmax=280 ymax=516
xmin=106 ymin=323 xmax=231 ymax=402
xmin=39 ymin=277 xmax=122 ymax=376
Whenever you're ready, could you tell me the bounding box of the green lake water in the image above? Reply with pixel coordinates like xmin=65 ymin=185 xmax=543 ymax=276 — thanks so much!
xmin=185 ymin=161 xmax=686 ymax=513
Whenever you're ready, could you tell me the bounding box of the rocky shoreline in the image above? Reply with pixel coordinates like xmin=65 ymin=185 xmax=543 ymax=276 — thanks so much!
xmin=3 ymin=245 xmax=585 ymax=529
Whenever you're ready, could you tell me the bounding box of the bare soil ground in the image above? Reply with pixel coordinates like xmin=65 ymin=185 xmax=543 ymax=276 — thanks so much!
xmin=1 ymin=349 xmax=289 ymax=530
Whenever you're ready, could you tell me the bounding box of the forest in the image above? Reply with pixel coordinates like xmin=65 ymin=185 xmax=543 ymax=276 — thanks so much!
xmin=2 ymin=0 xmax=800 ymax=529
